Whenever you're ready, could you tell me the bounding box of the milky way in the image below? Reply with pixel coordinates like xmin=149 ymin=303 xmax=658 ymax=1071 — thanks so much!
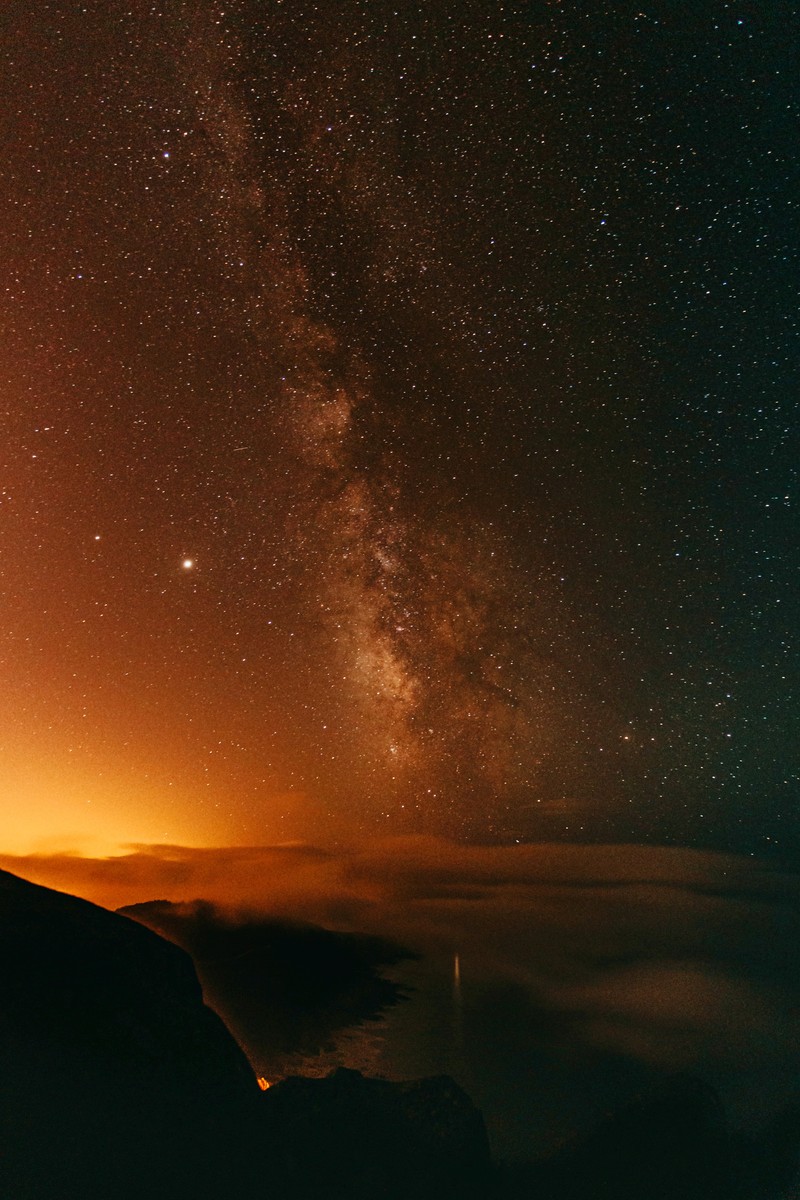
xmin=173 ymin=2 xmax=591 ymax=833
xmin=0 ymin=1 xmax=797 ymax=854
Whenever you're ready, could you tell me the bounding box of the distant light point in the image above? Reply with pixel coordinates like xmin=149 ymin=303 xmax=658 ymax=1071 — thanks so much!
xmin=182 ymin=558 xmax=194 ymax=570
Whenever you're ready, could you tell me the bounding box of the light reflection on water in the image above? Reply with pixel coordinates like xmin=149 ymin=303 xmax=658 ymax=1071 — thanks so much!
xmin=252 ymin=950 xmax=653 ymax=1162
xmin=253 ymin=955 xmax=448 ymax=1083
xmin=229 ymin=850 xmax=800 ymax=1165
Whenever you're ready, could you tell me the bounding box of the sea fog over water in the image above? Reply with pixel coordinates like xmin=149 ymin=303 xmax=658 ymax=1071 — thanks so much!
xmin=6 ymin=838 xmax=799 ymax=1164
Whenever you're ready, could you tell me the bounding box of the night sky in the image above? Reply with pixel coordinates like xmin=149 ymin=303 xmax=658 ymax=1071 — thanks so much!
xmin=1 ymin=0 xmax=797 ymax=859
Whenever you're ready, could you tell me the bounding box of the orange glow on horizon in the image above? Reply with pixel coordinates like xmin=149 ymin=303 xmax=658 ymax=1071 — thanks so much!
xmin=0 ymin=733 xmax=317 ymax=857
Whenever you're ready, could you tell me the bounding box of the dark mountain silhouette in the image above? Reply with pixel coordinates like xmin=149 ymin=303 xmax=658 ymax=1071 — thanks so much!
xmin=2 ymin=867 xmax=797 ymax=1200
xmin=0 ymin=868 xmax=267 ymax=1199
xmin=118 ymin=898 xmax=412 ymax=1065
xmin=517 ymin=1075 xmax=732 ymax=1199
xmin=263 ymin=1066 xmax=494 ymax=1199
xmin=502 ymin=1075 xmax=800 ymax=1200
xmin=0 ymin=869 xmax=489 ymax=1199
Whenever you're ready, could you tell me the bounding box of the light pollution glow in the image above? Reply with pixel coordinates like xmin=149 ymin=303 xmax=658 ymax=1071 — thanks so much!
xmin=0 ymin=1 xmax=794 ymax=860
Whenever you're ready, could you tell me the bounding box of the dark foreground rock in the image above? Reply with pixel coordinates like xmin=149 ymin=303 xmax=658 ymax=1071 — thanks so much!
xmin=514 ymin=1075 xmax=733 ymax=1200
xmin=0 ymin=868 xmax=266 ymax=1199
xmin=502 ymin=1074 xmax=800 ymax=1200
xmin=0 ymin=869 xmax=491 ymax=1200
xmin=2 ymin=867 xmax=795 ymax=1200
xmin=264 ymin=1066 xmax=494 ymax=1200
xmin=119 ymin=898 xmax=412 ymax=1066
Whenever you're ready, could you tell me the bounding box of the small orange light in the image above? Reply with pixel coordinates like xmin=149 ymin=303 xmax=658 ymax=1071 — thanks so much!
xmin=257 ymin=1077 xmax=271 ymax=1091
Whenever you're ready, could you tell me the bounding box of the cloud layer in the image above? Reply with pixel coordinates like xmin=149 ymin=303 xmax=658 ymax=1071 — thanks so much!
xmin=3 ymin=838 xmax=798 ymax=1156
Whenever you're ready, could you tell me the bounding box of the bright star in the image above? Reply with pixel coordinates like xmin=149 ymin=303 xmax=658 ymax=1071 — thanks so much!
xmin=182 ymin=558 xmax=194 ymax=570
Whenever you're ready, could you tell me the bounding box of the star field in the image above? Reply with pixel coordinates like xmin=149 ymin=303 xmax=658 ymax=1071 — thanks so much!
xmin=0 ymin=0 xmax=797 ymax=857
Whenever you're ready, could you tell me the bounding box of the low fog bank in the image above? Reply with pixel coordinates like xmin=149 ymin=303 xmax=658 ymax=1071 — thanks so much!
xmin=118 ymin=898 xmax=415 ymax=1074
xmin=3 ymin=838 xmax=798 ymax=1158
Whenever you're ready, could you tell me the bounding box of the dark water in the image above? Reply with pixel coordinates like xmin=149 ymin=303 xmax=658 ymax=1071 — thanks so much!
xmin=248 ymin=909 xmax=800 ymax=1163
xmin=121 ymin=846 xmax=800 ymax=1167
xmin=260 ymin=951 xmax=690 ymax=1162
